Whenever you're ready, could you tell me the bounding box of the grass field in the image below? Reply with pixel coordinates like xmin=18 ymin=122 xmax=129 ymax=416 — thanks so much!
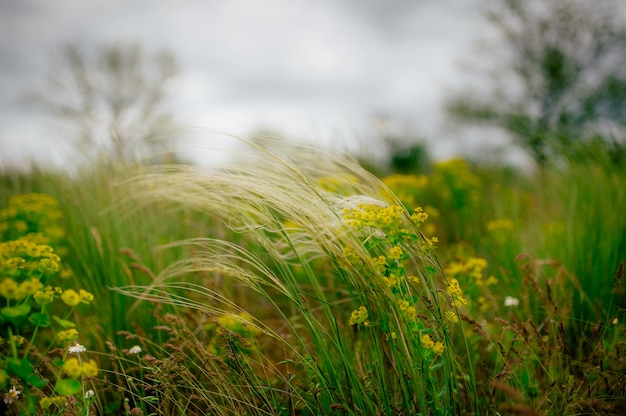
xmin=1 ymin=138 xmax=625 ymax=415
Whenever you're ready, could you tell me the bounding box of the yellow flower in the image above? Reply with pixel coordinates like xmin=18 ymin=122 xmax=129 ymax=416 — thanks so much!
xmin=61 ymin=357 xmax=98 ymax=378
xmin=62 ymin=357 xmax=82 ymax=378
xmin=382 ymin=174 xmax=428 ymax=207
xmin=0 ymin=278 xmax=20 ymax=300
xmin=478 ymin=296 xmax=491 ymax=312
xmin=1 ymin=257 xmax=25 ymax=271
xmin=39 ymin=396 xmax=67 ymax=409
xmin=411 ymin=207 xmax=428 ymax=223
xmin=388 ymin=246 xmax=403 ymax=260
xmin=37 ymin=257 xmax=59 ymax=273
xmin=11 ymin=335 xmax=25 ymax=346
xmin=485 ymin=276 xmax=498 ymax=286
xmin=446 ymin=278 xmax=468 ymax=307
xmin=348 ymin=306 xmax=369 ymax=326
xmin=383 ymin=273 xmax=399 ymax=288
xmin=486 ymin=218 xmax=514 ymax=233
xmin=82 ymin=359 xmax=99 ymax=377
xmin=407 ymin=275 xmax=420 ymax=285
xmin=61 ymin=289 xmax=81 ymax=306
xmin=25 ymin=242 xmax=44 ymax=258
xmin=421 ymin=334 xmax=435 ymax=349
xmin=432 ymin=342 xmax=445 ymax=356
xmin=34 ymin=288 xmax=55 ymax=305
xmin=445 ymin=257 xmax=488 ymax=283
xmin=218 ymin=314 xmax=240 ymax=330
xmin=371 ymin=256 xmax=387 ymax=272
xmin=445 ymin=310 xmax=459 ymax=323
xmin=451 ymin=297 xmax=468 ymax=308
xmin=19 ymin=278 xmax=43 ymax=297
xmin=60 ymin=269 xmax=73 ymax=279
xmin=57 ymin=329 xmax=79 ymax=342
xmin=421 ymin=334 xmax=445 ymax=355
xmin=79 ymin=290 xmax=94 ymax=303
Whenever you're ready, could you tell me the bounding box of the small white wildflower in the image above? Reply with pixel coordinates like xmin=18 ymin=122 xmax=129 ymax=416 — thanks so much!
xmin=68 ymin=343 xmax=86 ymax=354
xmin=612 ymin=317 xmax=619 ymax=325
xmin=85 ymin=389 xmax=95 ymax=399
xmin=4 ymin=385 xmax=21 ymax=405
xmin=128 ymin=345 xmax=142 ymax=355
xmin=504 ymin=296 xmax=520 ymax=307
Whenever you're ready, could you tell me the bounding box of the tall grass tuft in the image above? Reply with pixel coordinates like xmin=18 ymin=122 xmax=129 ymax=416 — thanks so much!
xmin=113 ymin=138 xmax=478 ymax=415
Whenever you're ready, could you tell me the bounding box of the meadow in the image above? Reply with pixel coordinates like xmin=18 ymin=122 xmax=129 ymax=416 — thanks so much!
xmin=0 ymin=138 xmax=624 ymax=415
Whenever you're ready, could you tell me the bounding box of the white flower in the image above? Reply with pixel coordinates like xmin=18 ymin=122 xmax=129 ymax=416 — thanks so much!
xmin=85 ymin=389 xmax=96 ymax=399
xmin=504 ymin=296 xmax=520 ymax=307
xmin=4 ymin=385 xmax=21 ymax=405
xmin=128 ymin=345 xmax=142 ymax=355
xmin=69 ymin=343 xmax=86 ymax=354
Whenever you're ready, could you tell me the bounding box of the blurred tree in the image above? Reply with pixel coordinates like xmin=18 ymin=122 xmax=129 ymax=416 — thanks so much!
xmin=31 ymin=42 xmax=179 ymax=162
xmin=447 ymin=0 xmax=626 ymax=165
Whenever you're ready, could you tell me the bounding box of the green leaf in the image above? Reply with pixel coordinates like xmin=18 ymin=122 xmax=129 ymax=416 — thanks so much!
xmin=1 ymin=304 xmax=32 ymax=324
xmin=25 ymin=373 xmax=47 ymax=389
xmin=55 ymin=378 xmax=81 ymax=396
xmin=7 ymin=357 xmax=34 ymax=379
xmin=52 ymin=315 xmax=76 ymax=328
xmin=28 ymin=312 xmax=51 ymax=327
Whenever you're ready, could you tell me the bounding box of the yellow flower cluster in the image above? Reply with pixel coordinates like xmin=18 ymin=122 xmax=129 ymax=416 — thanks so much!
xmin=397 ymin=299 xmax=417 ymax=319
xmin=486 ymin=218 xmax=515 ymax=233
xmin=410 ymin=207 xmax=428 ymax=224
xmin=444 ymin=310 xmax=459 ymax=323
xmin=0 ymin=281 xmax=93 ymax=308
xmin=421 ymin=334 xmax=445 ymax=356
xmin=342 ymin=245 xmax=364 ymax=267
xmin=371 ymin=255 xmax=387 ymax=271
xmin=342 ymin=203 xmax=405 ymax=231
xmin=57 ymin=329 xmax=80 ymax=342
xmin=382 ymin=174 xmax=429 ymax=208
xmin=486 ymin=218 xmax=516 ymax=244
xmin=0 ymin=193 xmax=65 ymax=243
xmin=216 ymin=312 xmax=258 ymax=336
xmin=348 ymin=306 xmax=369 ymax=326
xmin=446 ymin=278 xmax=468 ymax=308
xmin=388 ymin=246 xmax=403 ymax=260
xmin=62 ymin=357 xmax=98 ymax=378
xmin=60 ymin=289 xmax=94 ymax=306
xmin=445 ymin=257 xmax=486 ymax=280
xmin=0 ymin=238 xmax=61 ymax=274
xmin=0 ymin=277 xmax=43 ymax=300
xmin=0 ymin=193 xmax=103 ymax=409
xmin=33 ymin=286 xmax=60 ymax=305
xmin=430 ymin=158 xmax=482 ymax=210
xmin=39 ymin=396 xmax=67 ymax=410
xmin=445 ymin=257 xmax=496 ymax=287
xmin=340 ymin=199 xmax=446 ymax=363
xmin=382 ymin=273 xmax=399 ymax=289
xmin=407 ymin=275 xmax=420 ymax=285
xmin=204 ymin=311 xmax=259 ymax=356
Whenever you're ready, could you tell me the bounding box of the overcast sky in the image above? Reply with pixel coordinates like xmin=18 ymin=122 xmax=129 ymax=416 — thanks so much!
xmin=0 ymin=0 xmax=513 ymax=170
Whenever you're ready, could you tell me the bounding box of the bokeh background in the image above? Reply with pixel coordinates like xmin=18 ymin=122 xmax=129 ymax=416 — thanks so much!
xmin=1 ymin=0 xmax=514 ymax=169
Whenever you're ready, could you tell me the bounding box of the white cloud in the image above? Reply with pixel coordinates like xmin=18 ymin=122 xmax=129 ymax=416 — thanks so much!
xmin=0 ymin=0 xmax=490 ymax=169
